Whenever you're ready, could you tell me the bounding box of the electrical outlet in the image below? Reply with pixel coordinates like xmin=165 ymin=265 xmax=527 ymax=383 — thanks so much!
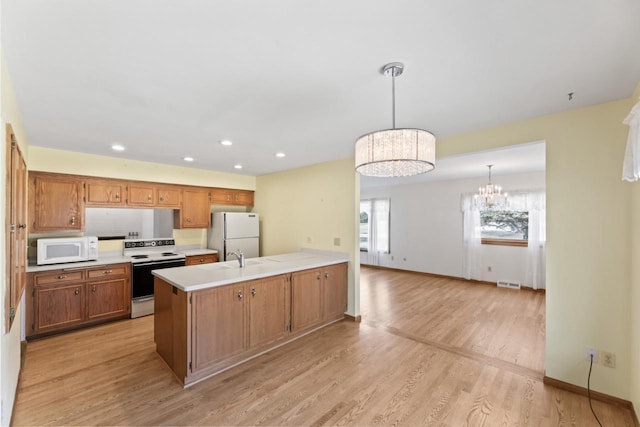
xmin=333 ymin=237 xmax=340 ymax=246
xmin=586 ymin=347 xmax=599 ymax=363
xmin=488 ymin=266 xmax=492 ymax=272
xmin=601 ymin=351 xmax=616 ymax=368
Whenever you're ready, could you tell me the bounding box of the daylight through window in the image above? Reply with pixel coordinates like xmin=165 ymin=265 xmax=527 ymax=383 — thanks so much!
xmin=480 ymin=210 xmax=529 ymax=246
xmin=359 ymin=199 xmax=390 ymax=253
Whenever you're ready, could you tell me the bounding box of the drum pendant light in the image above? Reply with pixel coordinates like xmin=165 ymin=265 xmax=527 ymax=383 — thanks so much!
xmin=355 ymin=62 xmax=436 ymax=177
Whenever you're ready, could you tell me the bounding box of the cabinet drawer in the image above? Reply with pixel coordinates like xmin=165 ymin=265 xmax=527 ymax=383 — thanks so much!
xmin=34 ymin=270 xmax=84 ymax=286
xmin=186 ymin=254 xmax=218 ymax=265
xmin=87 ymin=265 xmax=129 ymax=279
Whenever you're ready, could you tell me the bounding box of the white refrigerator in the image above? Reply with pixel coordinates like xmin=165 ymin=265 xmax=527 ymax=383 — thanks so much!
xmin=208 ymin=212 xmax=260 ymax=260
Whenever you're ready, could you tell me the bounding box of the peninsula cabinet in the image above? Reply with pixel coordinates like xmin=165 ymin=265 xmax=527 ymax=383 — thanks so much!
xmin=26 ymin=263 xmax=131 ymax=339
xmin=154 ymin=263 xmax=346 ymax=386
xmin=84 ymin=178 xmax=126 ymax=206
xmin=29 ymin=172 xmax=84 ymax=232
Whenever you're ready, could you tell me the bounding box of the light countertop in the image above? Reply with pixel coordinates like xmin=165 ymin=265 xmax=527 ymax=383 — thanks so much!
xmin=152 ymin=249 xmax=349 ymax=292
xmin=178 ymin=248 xmax=218 ymax=256
xmin=26 ymin=254 xmax=132 ymax=273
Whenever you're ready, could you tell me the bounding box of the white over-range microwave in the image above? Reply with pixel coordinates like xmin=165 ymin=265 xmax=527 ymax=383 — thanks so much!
xmin=37 ymin=236 xmax=99 ymax=265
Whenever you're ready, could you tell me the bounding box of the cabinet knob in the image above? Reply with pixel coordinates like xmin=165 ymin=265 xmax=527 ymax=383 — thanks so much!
xmin=18 ymin=224 xmax=26 ymax=229
xmin=317 ymin=273 xmax=321 ymax=281
xmin=160 ymin=197 xmax=164 ymax=202
xmin=104 ymin=270 xmax=112 ymax=274
xmin=115 ymin=193 xmax=120 ymax=200
xmin=251 ymin=288 xmax=257 ymax=297
xmin=70 ymin=216 xmax=76 ymax=225
xmin=199 ymin=258 xmax=204 ymax=263
xmin=74 ymin=289 xmax=79 ymax=296
xmin=91 ymin=286 xmax=96 ymax=293
xmin=57 ymin=275 xmax=67 ymax=280
xmin=186 ymin=218 xmax=191 ymax=223
xmin=237 ymin=290 xmax=243 ymax=300
xmin=325 ymin=272 xmax=329 ymax=279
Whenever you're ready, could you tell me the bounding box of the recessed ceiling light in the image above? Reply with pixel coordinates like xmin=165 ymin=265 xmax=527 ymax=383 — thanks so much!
xmin=220 ymin=140 xmax=233 ymax=146
xmin=183 ymin=156 xmax=194 ymax=162
xmin=234 ymin=164 xmax=243 ymax=169
xmin=111 ymin=144 xmax=125 ymax=152
xmin=275 ymin=152 xmax=286 ymax=158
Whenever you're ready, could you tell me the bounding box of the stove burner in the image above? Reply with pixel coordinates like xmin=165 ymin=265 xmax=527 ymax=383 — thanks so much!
xmin=162 ymin=252 xmax=178 ymax=256
xmin=131 ymin=255 xmax=149 ymax=259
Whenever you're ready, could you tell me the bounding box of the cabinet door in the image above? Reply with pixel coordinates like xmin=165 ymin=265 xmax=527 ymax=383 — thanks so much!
xmin=85 ymin=178 xmax=126 ymax=206
xmin=30 ymin=173 xmax=83 ymax=231
xmin=248 ymin=275 xmax=287 ymax=348
xmin=87 ymin=278 xmax=130 ymax=320
xmin=233 ymin=190 xmax=254 ymax=206
xmin=178 ymin=189 xmax=210 ymax=228
xmin=291 ymin=269 xmax=323 ymax=332
xmin=322 ymin=263 xmax=348 ymax=320
xmin=157 ymin=186 xmax=181 ymax=207
xmin=191 ymin=284 xmax=246 ymax=372
xmin=34 ymin=284 xmax=84 ymax=331
xmin=127 ymin=183 xmax=155 ymax=206
xmin=185 ymin=254 xmax=218 ymax=265
xmin=210 ymin=188 xmax=234 ymax=205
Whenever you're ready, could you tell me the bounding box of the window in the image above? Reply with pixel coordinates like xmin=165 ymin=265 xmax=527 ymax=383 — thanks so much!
xmin=480 ymin=210 xmax=529 ymax=246
xmin=359 ymin=199 xmax=390 ymax=253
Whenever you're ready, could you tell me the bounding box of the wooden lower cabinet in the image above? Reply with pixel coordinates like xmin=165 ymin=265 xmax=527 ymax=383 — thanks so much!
xmin=185 ymin=254 xmax=218 ymax=265
xmin=191 ymin=284 xmax=247 ymax=373
xmin=35 ymin=283 xmax=85 ymax=332
xmin=27 ymin=263 xmax=131 ymax=339
xmin=154 ymin=263 xmax=346 ymax=386
xmin=291 ymin=268 xmax=323 ymax=332
xmin=248 ymin=275 xmax=288 ymax=348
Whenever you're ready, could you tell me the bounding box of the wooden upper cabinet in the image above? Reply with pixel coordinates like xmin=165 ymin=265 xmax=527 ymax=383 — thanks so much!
xmin=29 ymin=172 xmax=84 ymax=232
xmin=157 ymin=186 xmax=181 ymax=208
xmin=175 ymin=188 xmax=210 ymax=228
xmin=85 ymin=178 xmax=126 ymax=206
xmin=211 ymin=188 xmax=254 ymax=206
xmin=127 ymin=183 xmax=155 ymax=206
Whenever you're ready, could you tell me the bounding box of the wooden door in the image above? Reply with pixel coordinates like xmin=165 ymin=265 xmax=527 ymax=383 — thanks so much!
xmin=85 ymin=178 xmax=126 ymax=206
xmin=34 ymin=284 xmax=84 ymax=331
xmin=291 ymin=268 xmax=323 ymax=332
xmin=179 ymin=189 xmax=210 ymax=228
xmin=191 ymin=284 xmax=246 ymax=372
xmin=157 ymin=186 xmax=181 ymax=207
xmin=5 ymin=124 xmax=27 ymax=331
xmin=127 ymin=183 xmax=155 ymax=206
xmin=248 ymin=275 xmax=287 ymax=348
xmin=210 ymin=188 xmax=234 ymax=205
xmin=233 ymin=190 xmax=254 ymax=206
xmin=87 ymin=278 xmax=130 ymax=320
xmin=30 ymin=173 xmax=83 ymax=231
xmin=322 ymin=263 xmax=348 ymax=320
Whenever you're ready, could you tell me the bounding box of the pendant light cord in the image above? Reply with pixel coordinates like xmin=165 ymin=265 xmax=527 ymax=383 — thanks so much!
xmin=391 ymin=70 xmax=396 ymax=129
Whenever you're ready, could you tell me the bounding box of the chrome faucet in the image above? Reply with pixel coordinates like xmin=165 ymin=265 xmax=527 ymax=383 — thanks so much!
xmin=227 ymin=249 xmax=245 ymax=268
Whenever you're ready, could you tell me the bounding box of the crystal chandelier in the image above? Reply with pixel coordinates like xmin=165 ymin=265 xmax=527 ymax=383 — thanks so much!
xmin=355 ymin=63 xmax=436 ymax=177
xmin=474 ymin=165 xmax=508 ymax=210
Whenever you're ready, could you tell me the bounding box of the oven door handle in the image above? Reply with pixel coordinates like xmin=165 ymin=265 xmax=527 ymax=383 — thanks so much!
xmin=133 ymin=296 xmax=155 ymax=302
xmin=133 ymin=260 xmax=185 ymax=267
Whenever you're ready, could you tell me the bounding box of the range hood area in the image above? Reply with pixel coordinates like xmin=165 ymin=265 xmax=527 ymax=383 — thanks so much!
xmin=84 ymin=208 xmax=174 ymax=240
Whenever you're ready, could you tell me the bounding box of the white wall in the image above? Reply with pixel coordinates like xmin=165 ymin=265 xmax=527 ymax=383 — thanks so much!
xmin=361 ymin=171 xmax=545 ymax=286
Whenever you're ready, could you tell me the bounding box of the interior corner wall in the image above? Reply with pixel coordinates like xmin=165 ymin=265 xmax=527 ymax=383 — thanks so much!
xmin=361 ymin=171 xmax=545 ymax=285
xmin=254 ymin=158 xmax=360 ymax=317
xmin=439 ymin=98 xmax=633 ymax=399
xmin=1 ymin=49 xmax=30 ymax=426
xmin=631 ymin=173 xmax=640 ymax=414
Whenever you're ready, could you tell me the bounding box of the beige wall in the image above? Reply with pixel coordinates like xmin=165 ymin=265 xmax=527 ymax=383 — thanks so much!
xmin=1 ymin=50 xmax=30 ymax=426
xmin=254 ymin=158 xmax=360 ymax=317
xmin=630 ymin=83 xmax=640 ymax=415
xmin=441 ymin=98 xmax=633 ymax=399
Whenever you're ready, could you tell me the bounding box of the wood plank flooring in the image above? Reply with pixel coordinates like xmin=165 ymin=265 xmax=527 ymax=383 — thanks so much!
xmin=12 ymin=267 xmax=636 ymax=426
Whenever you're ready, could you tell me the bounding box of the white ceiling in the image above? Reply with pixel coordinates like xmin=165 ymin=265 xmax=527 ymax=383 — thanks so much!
xmin=2 ymin=1 xmax=639 ymax=177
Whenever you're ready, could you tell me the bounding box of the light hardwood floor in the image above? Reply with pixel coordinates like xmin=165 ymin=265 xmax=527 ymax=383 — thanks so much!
xmin=12 ymin=267 xmax=636 ymax=426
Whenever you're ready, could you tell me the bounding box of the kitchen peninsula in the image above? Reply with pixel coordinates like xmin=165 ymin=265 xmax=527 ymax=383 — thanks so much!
xmin=152 ymin=250 xmax=349 ymax=386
